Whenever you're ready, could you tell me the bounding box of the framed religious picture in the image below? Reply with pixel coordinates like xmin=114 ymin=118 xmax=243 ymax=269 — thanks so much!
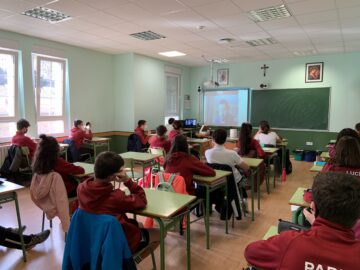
xmin=217 ymin=68 xmax=229 ymax=85
xmin=305 ymin=62 xmax=323 ymax=83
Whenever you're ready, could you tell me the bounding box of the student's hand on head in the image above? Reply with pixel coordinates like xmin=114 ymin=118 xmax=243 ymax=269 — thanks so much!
xmin=303 ymin=207 xmax=315 ymax=225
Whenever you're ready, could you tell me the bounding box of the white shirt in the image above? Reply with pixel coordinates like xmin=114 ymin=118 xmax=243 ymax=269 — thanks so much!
xmin=254 ymin=131 xmax=279 ymax=146
xmin=165 ymin=124 xmax=173 ymax=136
xmin=205 ymin=144 xmax=244 ymax=182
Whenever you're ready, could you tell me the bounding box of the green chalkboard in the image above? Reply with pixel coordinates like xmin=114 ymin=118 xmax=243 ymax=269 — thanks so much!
xmin=250 ymin=88 xmax=330 ymax=130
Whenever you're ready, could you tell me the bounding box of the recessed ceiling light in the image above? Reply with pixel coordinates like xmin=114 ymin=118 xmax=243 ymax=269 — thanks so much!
xmin=158 ymin=51 xmax=186 ymax=57
xmin=248 ymin=4 xmax=292 ymax=22
xmin=130 ymin=31 xmax=166 ymax=41
xmin=246 ymin=38 xmax=278 ymax=47
xmin=22 ymin=6 xmax=71 ymax=23
xmin=293 ymin=49 xmax=317 ymax=56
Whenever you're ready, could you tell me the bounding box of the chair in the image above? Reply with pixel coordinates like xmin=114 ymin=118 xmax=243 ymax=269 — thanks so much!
xmin=148 ymin=148 xmax=166 ymax=172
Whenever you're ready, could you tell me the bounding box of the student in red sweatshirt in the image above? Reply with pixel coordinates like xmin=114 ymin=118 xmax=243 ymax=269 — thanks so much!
xmin=134 ymin=120 xmax=150 ymax=147
xmin=70 ymin=119 xmax=93 ymax=149
xmin=149 ymin=125 xmax=171 ymax=153
xmin=322 ymin=136 xmax=360 ymax=178
xmin=245 ymin=172 xmax=360 ymax=270
xmin=11 ymin=119 xmax=37 ymax=159
xmin=32 ymin=134 xmax=85 ymax=197
xmin=164 ymin=135 xmax=215 ymax=195
xmin=327 ymin=128 xmax=359 ymax=158
xmin=168 ymin=120 xmax=182 ymax=142
xmin=77 ymin=151 xmax=160 ymax=254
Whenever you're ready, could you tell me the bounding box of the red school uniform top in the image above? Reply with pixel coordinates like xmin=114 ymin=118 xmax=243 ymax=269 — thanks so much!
xmin=77 ymin=178 xmax=147 ymax=253
xmin=149 ymin=136 xmax=171 ymax=153
xmin=11 ymin=131 xmax=37 ymax=159
xmin=54 ymin=157 xmax=85 ymax=194
xmin=70 ymin=127 xmax=93 ymax=149
xmin=236 ymin=138 xmax=265 ymax=159
xmin=168 ymin=129 xmax=181 ymax=142
xmin=134 ymin=127 xmax=149 ymax=145
xmin=245 ymin=217 xmax=360 ymax=270
xmin=322 ymin=163 xmax=360 ymax=179
xmin=164 ymin=152 xmax=215 ymax=195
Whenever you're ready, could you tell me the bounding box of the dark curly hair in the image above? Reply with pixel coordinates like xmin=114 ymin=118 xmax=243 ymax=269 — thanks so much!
xmin=32 ymin=134 xmax=60 ymax=174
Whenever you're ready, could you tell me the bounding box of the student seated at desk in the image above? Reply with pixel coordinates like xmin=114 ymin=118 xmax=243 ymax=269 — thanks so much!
xmin=254 ymin=120 xmax=282 ymax=146
xmin=164 ymin=135 xmax=215 ymax=195
xmin=134 ymin=120 xmax=150 ymax=148
xmin=70 ymin=119 xmax=93 ymax=155
xmin=322 ymin=136 xmax=360 ymax=178
xmin=165 ymin=117 xmax=175 ymax=135
xmin=328 ymin=128 xmax=359 ymax=158
xmin=245 ymin=172 xmax=360 ymax=270
xmin=149 ymin=125 xmax=171 ymax=153
xmin=77 ymin=152 xmax=160 ymax=254
xmin=0 ymin=225 xmax=50 ymax=250
xmin=11 ymin=118 xmax=37 ymax=160
xmin=32 ymin=135 xmax=85 ymax=198
xmin=168 ymin=120 xmax=182 ymax=142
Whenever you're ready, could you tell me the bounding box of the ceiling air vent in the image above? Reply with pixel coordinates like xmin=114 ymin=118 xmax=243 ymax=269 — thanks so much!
xmin=248 ymin=4 xmax=292 ymax=22
xmin=130 ymin=31 xmax=166 ymax=41
xmin=246 ymin=38 xmax=278 ymax=47
xmin=22 ymin=7 xmax=71 ymax=23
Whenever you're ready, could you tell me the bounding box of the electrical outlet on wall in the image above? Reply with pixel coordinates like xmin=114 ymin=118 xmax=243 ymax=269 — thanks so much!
xmin=306 ymin=142 xmax=313 ymax=146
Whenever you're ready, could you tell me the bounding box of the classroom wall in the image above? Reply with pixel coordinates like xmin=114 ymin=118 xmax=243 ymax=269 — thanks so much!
xmin=0 ymin=30 xmax=115 ymax=137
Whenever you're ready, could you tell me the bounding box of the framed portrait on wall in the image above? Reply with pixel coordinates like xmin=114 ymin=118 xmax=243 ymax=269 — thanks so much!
xmin=305 ymin=62 xmax=323 ymax=83
xmin=217 ymin=69 xmax=229 ymax=85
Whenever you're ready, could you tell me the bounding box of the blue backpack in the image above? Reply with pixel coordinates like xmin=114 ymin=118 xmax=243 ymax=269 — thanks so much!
xmin=127 ymin=134 xmax=142 ymax=152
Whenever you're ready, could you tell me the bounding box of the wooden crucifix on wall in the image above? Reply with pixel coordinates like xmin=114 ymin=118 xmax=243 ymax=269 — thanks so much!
xmin=261 ymin=64 xmax=269 ymax=77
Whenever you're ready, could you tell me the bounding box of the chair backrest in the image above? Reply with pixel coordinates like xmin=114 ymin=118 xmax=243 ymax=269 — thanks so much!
xmin=20 ymin=146 xmax=31 ymax=167
xmin=62 ymin=209 xmax=136 ymax=270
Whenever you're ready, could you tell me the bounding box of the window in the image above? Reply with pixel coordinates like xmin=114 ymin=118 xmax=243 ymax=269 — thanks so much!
xmin=33 ymin=55 xmax=67 ymax=135
xmin=165 ymin=72 xmax=180 ymax=120
xmin=0 ymin=49 xmax=18 ymax=141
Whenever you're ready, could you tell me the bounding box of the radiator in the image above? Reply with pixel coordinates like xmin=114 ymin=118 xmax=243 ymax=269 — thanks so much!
xmin=0 ymin=145 xmax=10 ymax=167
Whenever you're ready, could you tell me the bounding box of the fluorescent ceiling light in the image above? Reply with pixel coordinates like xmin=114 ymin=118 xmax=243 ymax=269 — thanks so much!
xmin=130 ymin=31 xmax=166 ymax=41
xmin=246 ymin=38 xmax=278 ymax=47
xmin=293 ymin=49 xmax=317 ymax=56
xmin=158 ymin=51 xmax=186 ymax=57
xmin=248 ymin=4 xmax=292 ymax=22
xmin=22 ymin=6 xmax=71 ymax=23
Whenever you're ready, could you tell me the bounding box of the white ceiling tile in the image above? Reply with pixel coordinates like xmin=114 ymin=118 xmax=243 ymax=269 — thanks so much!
xmin=178 ymin=0 xmax=221 ymax=8
xmin=287 ymin=0 xmax=336 ymax=16
xmin=197 ymin=28 xmax=235 ymax=41
xmin=317 ymin=47 xmax=344 ymax=53
xmin=267 ymin=26 xmax=306 ymax=37
xmin=0 ymin=9 xmax=16 ymax=20
xmin=295 ymin=10 xmax=338 ymax=26
xmin=133 ymin=0 xmax=186 ymax=15
xmin=258 ymin=17 xmax=299 ymax=31
xmin=81 ymin=11 xmax=125 ymax=27
xmin=0 ymin=0 xmax=38 ymax=13
xmin=238 ymin=31 xmax=272 ymax=41
xmin=335 ymin=0 xmax=360 ymax=9
xmin=302 ymin=21 xmax=340 ymax=34
xmin=232 ymin=0 xmax=284 ymax=12
xmin=46 ymin=0 xmax=98 ymax=17
xmin=226 ymin=23 xmax=264 ymax=36
xmin=209 ymin=13 xmax=253 ymax=27
xmin=76 ymin=0 xmax=130 ymax=11
xmin=193 ymin=0 xmax=242 ymax=18
xmin=107 ymin=22 xmax=147 ymax=34
xmin=338 ymin=6 xmax=360 ymax=20
xmin=103 ymin=3 xmax=152 ymax=21
xmin=55 ymin=18 xmax=101 ymax=31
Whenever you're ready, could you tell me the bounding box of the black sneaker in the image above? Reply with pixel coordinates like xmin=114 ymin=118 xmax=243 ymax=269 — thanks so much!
xmin=7 ymin=226 xmax=27 ymax=234
xmin=25 ymin=230 xmax=50 ymax=250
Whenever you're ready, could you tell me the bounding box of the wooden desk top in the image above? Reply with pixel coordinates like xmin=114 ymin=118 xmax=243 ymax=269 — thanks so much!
xmin=242 ymin=157 xmax=264 ymax=168
xmin=187 ymin=138 xmax=211 ymax=144
xmin=263 ymin=225 xmax=278 ymax=240
xmin=133 ymin=189 xmax=196 ymax=219
xmin=90 ymin=137 xmax=111 ymax=143
xmin=262 ymin=147 xmax=279 ymax=154
xmin=288 ymin=187 xmax=309 ymax=208
xmin=120 ymin=152 xmax=162 ymax=162
xmin=320 ymin=152 xmax=330 ymax=159
xmin=0 ymin=179 xmax=25 ymax=195
xmin=193 ymin=170 xmax=232 ymax=185
xmin=310 ymin=165 xmax=324 ymax=172
xmin=74 ymin=162 xmax=94 ymax=177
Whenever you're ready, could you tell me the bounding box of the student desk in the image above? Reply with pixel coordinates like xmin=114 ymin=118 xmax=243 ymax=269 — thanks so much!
xmin=288 ymin=187 xmax=309 ymax=225
xmin=263 ymin=225 xmax=278 ymax=240
xmin=320 ymin=151 xmax=330 ymax=160
xmin=120 ymin=152 xmax=162 ymax=187
xmin=132 ymin=189 xmax=196 ymax=270
xmin=83 ymin=137 xmax=111 ymax=160
xmin=59 ymin=143 xmax=69 ymax=161
xmin=0 ymin=179 xmax=26 ymax=261
xmin=187 ymin=138 xmax=211 ymax=157
xmin=242 ymin=157 xmax=264 ymax=221
xmin=193 ymin=169 xmax=231 ymax=249
xmin=74 ymin=162 xmax=95 ymax=178
xmin=310 ymin=165 xmax=324 ymax=172
xmin=276 ymin=141 xmax=288 ymax=172
xmin=262 ymin=147 xmax=279 ymax=193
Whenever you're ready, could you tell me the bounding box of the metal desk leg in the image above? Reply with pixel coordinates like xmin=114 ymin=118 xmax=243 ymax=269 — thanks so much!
xmin=186 ymin=211 xmax=191 ymax=270
xmin=266 ymin=157 xmax=270 ymax=194
xmin=282 ymin=146 xmax=286 ymax=170
xmin=155 ymin=218 xmax=165 ymax=270
xmin=205 ymin=185 xmax=210 ymax=249
xmin=251 ymin=171 xmax=255 ymax=221
xmin=257 ymin=168 xmax=260 ymax=210
xmin=14 ymin=192 xmax=26 ymax=262
xmin=225 ymin=182 xmax=228 ymax=234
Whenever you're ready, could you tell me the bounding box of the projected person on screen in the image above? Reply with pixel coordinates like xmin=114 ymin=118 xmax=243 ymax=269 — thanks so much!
xmin=214 ymin=99 xmax=237 ymax=126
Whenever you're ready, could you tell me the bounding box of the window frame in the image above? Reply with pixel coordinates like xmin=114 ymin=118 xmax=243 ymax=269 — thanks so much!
xmin=34 ymin=55 xmax=67 ymax=136
xmin=0 ymin=48 xmax=19 ymax=142
xmin=165 ymin=72 xmax=181 ymax=119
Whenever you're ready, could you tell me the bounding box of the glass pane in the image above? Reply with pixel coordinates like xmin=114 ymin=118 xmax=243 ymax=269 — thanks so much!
xmin=0 ymin=122 xmax=16 ymax=138
xmin=165 ymin=75 xmax=179 ymax=116
xmin=39 ymin=60 xmax=64 ymax=117
xmin=37 ymin=120 xmax=64 ymax=135
xmin=0 ymin=53 xmax=15 ymax=117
